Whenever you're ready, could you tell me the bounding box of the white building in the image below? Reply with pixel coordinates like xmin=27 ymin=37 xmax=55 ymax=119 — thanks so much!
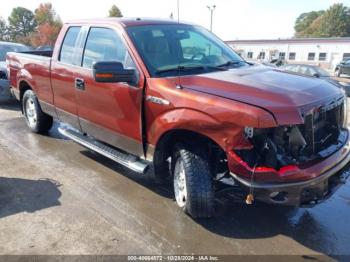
xmin=226 ymin=38 xmax=350 ymax=71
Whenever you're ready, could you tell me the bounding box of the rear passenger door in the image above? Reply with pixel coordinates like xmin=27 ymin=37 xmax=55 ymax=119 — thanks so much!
xmin=51 ymin=26 xmax=85 ymax=130
xmin=74 ymin=27 xmax=145 ymax=157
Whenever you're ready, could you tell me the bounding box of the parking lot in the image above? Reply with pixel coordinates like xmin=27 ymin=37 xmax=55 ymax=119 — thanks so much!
xmin=0 ymin=101 xmax=350 ymax=257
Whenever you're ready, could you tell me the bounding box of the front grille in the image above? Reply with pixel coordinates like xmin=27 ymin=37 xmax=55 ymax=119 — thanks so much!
xmin=236 ymin=95 xmax=347 ymax=170
xmin=301 ymin=97 xmax=345 ymax=158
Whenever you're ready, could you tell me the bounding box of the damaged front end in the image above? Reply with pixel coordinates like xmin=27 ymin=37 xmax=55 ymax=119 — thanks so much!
xmin=231 ymin=95 xmax=348 ymax=182
xmin=227 ymin=95 xmax=350 ymax=206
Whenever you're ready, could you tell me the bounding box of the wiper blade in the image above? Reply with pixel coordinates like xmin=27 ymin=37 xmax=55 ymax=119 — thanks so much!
xmin=216 ymin=60 xmax=244 ymax=68
xmin=156 ymin=65 xmax=204 ymax=74
xmin=156 ymin=65 xmax=227 ymax=74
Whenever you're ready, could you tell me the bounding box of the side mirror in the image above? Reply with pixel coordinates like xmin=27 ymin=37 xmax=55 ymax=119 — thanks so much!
xmin=93 ymin=61 xmax=136 ymax=85
xmin=313 ymin=73 xmax=320 ymax=78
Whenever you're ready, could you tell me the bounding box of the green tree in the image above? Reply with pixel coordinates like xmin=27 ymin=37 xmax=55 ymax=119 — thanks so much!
xmin=294 ymin=10 xmax=325 ymax=37
xmin=108 ymin=5 xmax=123 ymax=17
xmin=8 ymin=7 xmax=37 ymax=44
xmin=316 ymin=4 xmax=350 ymax=37
xmin=0 ymin=17 xmax=9 ymax=41
xmin=294 ymin=4 xmax=350 ymax=37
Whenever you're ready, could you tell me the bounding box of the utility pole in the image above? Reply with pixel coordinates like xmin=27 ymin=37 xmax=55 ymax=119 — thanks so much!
xmin=207 ymin=5 xmax=216 ymax=32
xmin=177 ymin=0 xmax=180 ymax=22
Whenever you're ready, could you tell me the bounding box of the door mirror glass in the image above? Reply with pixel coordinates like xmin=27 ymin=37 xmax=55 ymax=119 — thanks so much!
xmin=93 ymin=61 xmax=136 ymax=84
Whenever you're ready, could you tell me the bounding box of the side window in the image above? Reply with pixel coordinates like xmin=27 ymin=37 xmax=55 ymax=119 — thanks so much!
xmin=59 ymin=27 xmax=81 ymax=65
xmin=82 ymin=27 xmax=135 ymax=69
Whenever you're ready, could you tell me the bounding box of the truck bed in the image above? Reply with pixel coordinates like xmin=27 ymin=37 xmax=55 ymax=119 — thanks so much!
xmin=7 ymin=51 xmax=53 ymax=104
xmin=21 ymin=50 xmax=53 ymax=57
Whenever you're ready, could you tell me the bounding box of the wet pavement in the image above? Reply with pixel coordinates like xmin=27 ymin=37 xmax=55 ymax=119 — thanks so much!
xmin=0 ymin=101 xmax=350 ymax=256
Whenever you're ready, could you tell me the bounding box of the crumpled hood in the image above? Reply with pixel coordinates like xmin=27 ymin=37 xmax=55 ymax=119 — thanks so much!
xmin=180 ymin=65 xmax=344 ymax=125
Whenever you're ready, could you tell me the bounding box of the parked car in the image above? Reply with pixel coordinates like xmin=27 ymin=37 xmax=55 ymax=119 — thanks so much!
xmin=335 ymin=60 xmax=350 ymax=77
xmin=0 ymin=41 xmax=29 ymax=101
xmin=7 ymin=18 xmax=350 ymax=218
xmin=260 ymin=59 xmax=285 ymax=68
xmin=280 ymin=64 xmax=350 ymax=96
xmin=36 ymin=45 xmax=54 ymax=52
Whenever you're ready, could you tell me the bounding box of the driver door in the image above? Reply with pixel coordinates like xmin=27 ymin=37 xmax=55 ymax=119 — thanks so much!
xmin=74 ymin=26 xmax=145 ymax=157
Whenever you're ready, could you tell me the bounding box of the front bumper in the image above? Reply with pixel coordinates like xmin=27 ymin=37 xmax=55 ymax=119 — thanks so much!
xmin=230 ymin=138 xmax=350 ymax=206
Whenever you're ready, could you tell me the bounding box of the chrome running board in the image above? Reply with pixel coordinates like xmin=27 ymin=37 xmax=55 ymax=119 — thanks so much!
xmin=58 ymin=127 xmax=149 ymax=174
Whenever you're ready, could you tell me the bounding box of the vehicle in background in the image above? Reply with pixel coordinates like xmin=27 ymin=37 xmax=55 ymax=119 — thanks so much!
xmin=7 ymin=18 xmax=350 ymax=218
xmin=280 ymin=64 xmax=350 ymax=96
xmin=260 ymin=58 xmax=285 ymax=68
xmin=36 ymin=45 xmax=54 ymax=52
xmin=335 ymin=60 xmax=350 ymax=77
xmin=0 ymin=41 xmax=29 ymax=102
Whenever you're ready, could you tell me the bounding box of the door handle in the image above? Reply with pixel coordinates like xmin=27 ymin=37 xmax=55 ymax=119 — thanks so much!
xmin=75 ymin=78 xmax=85 ymax=90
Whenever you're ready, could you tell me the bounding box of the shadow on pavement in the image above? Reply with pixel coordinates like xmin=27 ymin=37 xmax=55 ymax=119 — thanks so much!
xmin=0 ymin=100 xmax=21 ymax=112
xmin=0 ymin=177 xmax=61 ymax=219
xmin=80 ymin=150 xmax=174 ymax=199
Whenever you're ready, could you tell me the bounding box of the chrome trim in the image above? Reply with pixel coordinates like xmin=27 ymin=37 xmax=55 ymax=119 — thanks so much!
xmin=145 ymin=144 xmax=155 ymax=161
xmin=79 ymin=118 xmax=144 ymax=158
xmin=146 ymin=95 xmax=170 ymax=105
xmin=55 ymin=107 xmax=82 ymax=131
xmin=58 ymin=127 xmax=149 ymax=174
xmin=39 ymin=100 xmax=58 ymax=118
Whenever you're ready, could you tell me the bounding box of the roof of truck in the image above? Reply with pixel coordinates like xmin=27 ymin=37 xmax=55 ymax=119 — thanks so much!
xmin=65 ymin=18 xmax=192 ymax=27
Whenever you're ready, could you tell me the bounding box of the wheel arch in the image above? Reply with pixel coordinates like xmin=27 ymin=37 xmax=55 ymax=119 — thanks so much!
xmin=153 ymin=128 xmax=226 ymax=180
xmin=19 ymin=80 xmax=33 ymax=113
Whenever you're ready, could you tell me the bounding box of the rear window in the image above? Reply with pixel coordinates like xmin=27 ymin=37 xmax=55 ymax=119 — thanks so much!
xmin=59 ymin=26 xmax=81 ymax=65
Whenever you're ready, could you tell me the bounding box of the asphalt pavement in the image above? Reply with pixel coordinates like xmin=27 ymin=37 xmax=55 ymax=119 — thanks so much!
xmin=0 ymin=101 xmax=350 ymax=258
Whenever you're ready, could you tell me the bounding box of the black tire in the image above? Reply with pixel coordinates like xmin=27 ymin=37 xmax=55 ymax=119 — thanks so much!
xmin=22 ymin=90 xmax=53 ymax=133
xmin=172 ymin=143 xmax=214 ymax=218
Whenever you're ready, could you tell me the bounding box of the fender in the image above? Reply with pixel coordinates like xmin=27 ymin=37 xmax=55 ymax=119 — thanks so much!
xmin=17 ymin=68 xmax=37 ymax=95
xmin=148 ymin=106 xmax=275 ymax=152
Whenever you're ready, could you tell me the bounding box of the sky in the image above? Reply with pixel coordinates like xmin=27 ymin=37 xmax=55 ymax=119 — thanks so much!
xmin=1 ymin=0 xmax=350 ymax=40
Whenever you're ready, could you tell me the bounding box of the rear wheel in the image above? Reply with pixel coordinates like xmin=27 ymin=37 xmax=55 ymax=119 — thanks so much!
xmin=23 ymin=90 xmax=53 ymax=133
xmin=172 ymin=143 xmax=214 ymax=218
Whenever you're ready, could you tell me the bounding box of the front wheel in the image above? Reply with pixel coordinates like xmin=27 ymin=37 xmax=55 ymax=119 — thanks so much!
xmin=172 ymin=143 xmax=214 ymax=218
xmin=23 ymin=90 xmax=53 ymax=133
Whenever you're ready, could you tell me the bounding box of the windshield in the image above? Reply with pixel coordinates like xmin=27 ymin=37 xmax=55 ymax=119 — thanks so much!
xmin=0 ymin=44 xmax=29 ymax=61
xmin=126 ymin=24 xmax=246 ymax=77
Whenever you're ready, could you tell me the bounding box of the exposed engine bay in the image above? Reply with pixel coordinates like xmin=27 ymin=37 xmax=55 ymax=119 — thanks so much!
xmin=236 ymin=96 xmax=348 ymax=170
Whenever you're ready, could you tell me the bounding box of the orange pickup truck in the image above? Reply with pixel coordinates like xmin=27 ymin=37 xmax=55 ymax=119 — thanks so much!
xmin=7 ymin=18 xmax=350 ymax=218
